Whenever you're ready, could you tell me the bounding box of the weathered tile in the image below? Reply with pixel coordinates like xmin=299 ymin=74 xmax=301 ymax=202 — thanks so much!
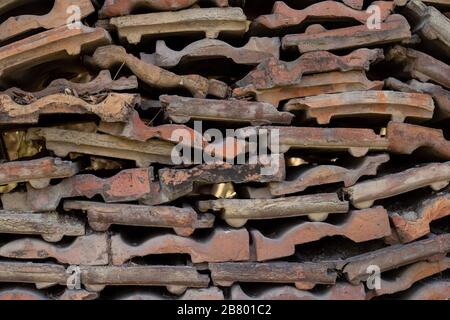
xmin=345 ymin=162 xmax=450 ymax=209
xmin=0 ymin=93 xmax=138 ymax=124
xmin=236 ymin=48 xmax=384 ymax=90
xmin=253 ymin=1 xmax=393 ymax=31
xmin=246 ymin=154 xmax=389 ymax=198
xmin=239 ymin=126 xmax=389 ymax=157
xmin=0 ymin=157 xmax=80 ymax=189
xmin=99 ymin=0 xmax=229 ymax=18
xmin=209 ymin=262 xmax=337 ymax=290
xmin=0 ymin=233 xmax=109 ymax=266
xmin=385 ymin=78 xmax=450 ymax=119
xmin=110 ymin=7 xmax=248 ymax=43
xmin=98 ymin=111 xmax=247 ymax=160
xmin=0 ymin=211 xmax=85 ymax=242
xmin=386 ymin=46 xmax=450 ymax=89
xmin=156 ymin=159 xmax=286 ymax=204
xmin=233 ymin=70 xmax=383 ymax=106
xmin=0 ymin=288 xmax=98 ymax=300
xmin=3 ymin=71 xmax=138 ymax=102
xmin=339 ymin=233 xmax=450 ymax=284
xmin=282 ymin=14 xmax=411 ymax=53
xmin=143 ymin=37 xmax=280 ymax=68
xmin=0 ymin=262 xmax=69 ymax=289
xmin=111 ymin=228 xmax=249 ymax=264
xmin=27 ymin=127 xmax=175 ymax=167
xmin=161 ymin=95 xmax=293 ymax=125
xmin=118 ymin=287 xmax=225 ymax=300
xmin=342 ymin=0 xmax=364 ymax=9
xmin=80 ymin=265 xmax=210 ymax=294
xmin=1 ymin=168 xmax=159 ymax=211
xmin=198 ymin=193 xmax=349 ymax=227
xmin=230 ymin=283 xmax=366 ymax=300
xmin=388 ymin=122 xmax=450 ymax=159
xmin=64 ymin=201 xmax=214 ymax=236
xmin=0 ymin=262 xmax=210 ymax=294
xmin=0 ymin=0 xmax=94 ymax=42
xmin=284 ymin=90 xmax=434 ymax=124
xmin=252 ymin=207 xmax=391 ymax=261
xmin=0 ymin=25 xmax=111 ymax=78
xmin=390 ymin=191 xmax=450 ymax=243
xmin=88 ymin=45 xmax=229 ymax=98
xmin=368 ymin=257 xmax=450 ymax=297
xmin=397 ymin=0 xmax=450 ymax=58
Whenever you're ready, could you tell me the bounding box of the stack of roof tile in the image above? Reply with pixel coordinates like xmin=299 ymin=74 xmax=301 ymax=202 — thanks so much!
xmin=0 ymin=0 xmax=448 ymax=300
